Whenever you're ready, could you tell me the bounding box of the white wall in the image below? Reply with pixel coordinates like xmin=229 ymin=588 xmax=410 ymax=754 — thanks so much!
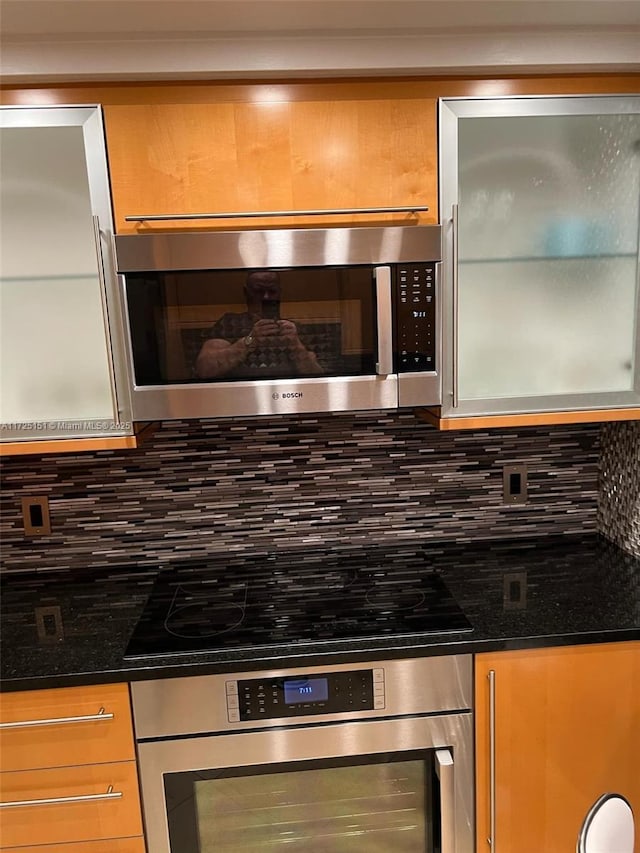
xmin=1 ymin=0 xmax=639 ymax=82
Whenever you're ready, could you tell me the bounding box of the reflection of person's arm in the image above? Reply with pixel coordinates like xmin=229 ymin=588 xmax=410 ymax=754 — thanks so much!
xmin=195 ymin=338 xmax=252 ymax=378
xmin=289 ymin=345 xmax=324 ymax=374
xmin=278 ymin=321 xmax=324 ymax=374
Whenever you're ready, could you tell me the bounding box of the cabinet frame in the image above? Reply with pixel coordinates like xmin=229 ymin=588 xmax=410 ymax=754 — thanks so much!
xmin=0 ymin=105 xmax=133 ymax=443
xmin=439 ymin=95 xmax=640 ymax=419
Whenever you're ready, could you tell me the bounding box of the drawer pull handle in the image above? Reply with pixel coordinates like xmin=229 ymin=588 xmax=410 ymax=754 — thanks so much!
xmin=0 ymin=785 xmax=122 ymax=809
xmin=0 ymin=707 xmax=114 ymax=729
xmin=488 ymin=669 xmax=496 ymax=851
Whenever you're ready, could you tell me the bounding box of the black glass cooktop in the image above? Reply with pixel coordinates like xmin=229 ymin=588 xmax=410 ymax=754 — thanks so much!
xmin=124 ymin=546 xmax=473 ymax=659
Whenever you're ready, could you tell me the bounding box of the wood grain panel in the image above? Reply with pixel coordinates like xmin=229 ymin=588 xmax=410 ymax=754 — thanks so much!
xmin=234 ymin=101 xmax=294 ymax=213
xmin=104 ymin=103 xmax=233 ymax=229
xmin=2 ymin=837 xmax=145 ymax=853
xmin=475 ymin=642 xmax=640 ymax=853
xmin=102 ymin=96 xmax=437 ymax=232
xmin=0 ymin=684 xmax=135 ymax=772
xmin=291 ymin=100 xmax=360 ymax=208
xmin=415 ymin=406 xmax=640 ymax=430
xmin=0 ymin=761 xmax=142 ymax=848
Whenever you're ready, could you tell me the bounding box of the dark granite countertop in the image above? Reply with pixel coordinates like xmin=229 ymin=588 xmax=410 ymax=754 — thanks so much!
xmin=1 ymin=533 xmax=638 ymax=692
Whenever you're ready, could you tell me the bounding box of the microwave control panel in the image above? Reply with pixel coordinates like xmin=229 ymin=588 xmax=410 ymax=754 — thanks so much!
xmin=395 ymin=263 xmax=436 ymax=372
xmin=225 ymin=668 xmax=384 ymax=722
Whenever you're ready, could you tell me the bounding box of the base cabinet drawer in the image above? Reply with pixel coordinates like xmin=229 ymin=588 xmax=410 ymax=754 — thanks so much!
xmin=0 ymin=760 xmax=143 ymax=848
xmin=0 ymin=684 xmax=135 ymax=772
xmin=2 ymin=839 xmax=145 ymax=853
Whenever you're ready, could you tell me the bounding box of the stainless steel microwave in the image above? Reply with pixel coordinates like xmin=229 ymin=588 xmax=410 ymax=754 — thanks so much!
xmin=114 ymin=225 xmax=442 ymax=420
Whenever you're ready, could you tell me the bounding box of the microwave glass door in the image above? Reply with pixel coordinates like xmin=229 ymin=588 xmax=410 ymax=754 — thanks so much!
xmin=124 ymin=266 xmax=377 ymax=386
xmin=163 ymin=751 xmax=440 ymax=852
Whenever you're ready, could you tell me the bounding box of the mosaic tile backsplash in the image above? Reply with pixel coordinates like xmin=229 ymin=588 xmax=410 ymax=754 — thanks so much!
xmin=0 ymin=413 xmax=605 ymax=575
xmin=598 ymin=420 xmax=640 ymax=557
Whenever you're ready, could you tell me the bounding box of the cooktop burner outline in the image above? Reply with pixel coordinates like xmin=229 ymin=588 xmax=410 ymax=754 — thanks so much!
xmin=164 ymin=582 xmax=248 ymax=640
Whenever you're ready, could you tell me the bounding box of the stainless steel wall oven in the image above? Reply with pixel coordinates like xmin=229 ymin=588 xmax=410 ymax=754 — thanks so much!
xmin=131 ymin=656 xmax=473 ymax=853
xmin=114 ymin=225 xmax=441 ymax=420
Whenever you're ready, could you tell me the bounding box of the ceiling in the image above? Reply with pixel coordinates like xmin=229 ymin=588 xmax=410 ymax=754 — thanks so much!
xmin=2 ymin=0 xmax=640 ymax=83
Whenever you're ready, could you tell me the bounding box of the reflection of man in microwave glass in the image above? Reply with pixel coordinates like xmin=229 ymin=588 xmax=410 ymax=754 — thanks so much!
xmin=195 ymin=270 xmax=323 ymax=379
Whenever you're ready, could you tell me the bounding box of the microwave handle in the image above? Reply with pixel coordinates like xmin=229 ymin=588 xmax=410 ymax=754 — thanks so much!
xmin=435 ymin=748 xmax=455 ymax=853
xmin=374 ymin=266 xmax=393 ymax=375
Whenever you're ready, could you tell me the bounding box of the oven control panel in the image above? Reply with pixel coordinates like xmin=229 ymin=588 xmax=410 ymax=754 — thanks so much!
xmin=395 ymin=263 xmax=436 ymax=373
xmin=225 ymin=668 xmax=385 ymax=722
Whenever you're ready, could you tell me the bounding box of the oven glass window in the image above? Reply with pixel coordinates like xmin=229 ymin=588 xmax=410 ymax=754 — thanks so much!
xmin=165 ymin=752 xmax=439 ymax=852
xmin=125 ymin=266 xmax=377 ymax=385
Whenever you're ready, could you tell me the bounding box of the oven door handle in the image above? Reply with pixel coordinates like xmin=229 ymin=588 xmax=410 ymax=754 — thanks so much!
xmin=435 ymin=748 xmax=455 ymax=853
xmin=374 ymin=265 xmax=393 ymax=375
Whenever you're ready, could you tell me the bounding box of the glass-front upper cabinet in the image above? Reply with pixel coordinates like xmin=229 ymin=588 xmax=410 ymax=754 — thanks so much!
xmin=439 ymin=96 xmax=640 ymax=418
xmin=0 ymin=106 xmax=131 ymax=442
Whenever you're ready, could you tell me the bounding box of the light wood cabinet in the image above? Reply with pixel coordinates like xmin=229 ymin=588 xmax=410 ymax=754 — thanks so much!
xmin=0 ymin=762 xmax=143 ymax=848
xmin=0 ymin=683 xmax=135 ymax=772
xmin=3 ymin=841 xmax=145 ymax=853
xmin=0 ymin=683 xmax=144 ymax=851
xmin=475 ymin=642 xmax=640 ymax=853
xmin=103 ymin=97 xmax=438 ymax=232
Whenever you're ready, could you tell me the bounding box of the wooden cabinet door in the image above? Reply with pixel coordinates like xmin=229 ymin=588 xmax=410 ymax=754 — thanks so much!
xmin=0 ymin=683 xmax=135 ymax=772
xmin=0 ymin=760 xmax=142 ymax=848
xmin=475 ymin=642 xmax=640 ymax=853
xmin=103 ymin=95 xmax=437 ymax=233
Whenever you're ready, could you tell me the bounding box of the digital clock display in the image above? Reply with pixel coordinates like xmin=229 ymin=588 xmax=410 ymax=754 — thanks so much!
xmin=283 ymin=677 xmax=329 ymax=705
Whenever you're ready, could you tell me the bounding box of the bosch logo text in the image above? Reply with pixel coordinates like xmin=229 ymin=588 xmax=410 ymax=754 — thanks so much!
xmin=272 ymin=392 xmax=304 ymax=400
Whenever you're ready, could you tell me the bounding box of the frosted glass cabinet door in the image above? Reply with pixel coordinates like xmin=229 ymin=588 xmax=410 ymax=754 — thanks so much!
xmin=0 ymin=107 xmax=131 ymax=441
xmin=439 ymin=96 xmax=640 ymax=417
